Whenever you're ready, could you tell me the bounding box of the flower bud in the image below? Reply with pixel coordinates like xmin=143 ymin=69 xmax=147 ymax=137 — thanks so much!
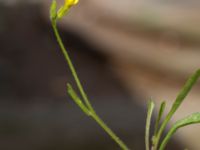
xmin=57 ymin=0 xmax=79 ymax=19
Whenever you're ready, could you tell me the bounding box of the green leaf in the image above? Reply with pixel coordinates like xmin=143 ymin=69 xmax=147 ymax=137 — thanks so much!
xmin=67 ymin=83 xmax=90 ymax=116
xmin=152 ymin=101 xmax=166 ymax=145
xmin=50 ymin=0 xmax=57 ymax=20
xmin=145 ymin=100 xmax=155 ymax=150
xmin=154 ymin=101 xmax=166 ymax=135
xmin=169 ymin=69 xmax=200 ymax=116
xmin=159 ymin=112 xmax=200 ymax=150
xmin=153 ymin=69 xmax=200 ymax=150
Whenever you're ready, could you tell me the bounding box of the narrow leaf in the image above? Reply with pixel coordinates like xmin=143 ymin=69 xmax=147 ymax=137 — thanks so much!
xmin=154 ymin=101 xmax=166 ymax=136
xmin=145 ymin=100 xmax=155 ymax=150
xmin=50 ymin=0 xmax=57 ymax=20
xmin=169 ymin=69 xmax=200 ymax=116
xmin=159 ymin=112 xmax=200 ymax=150
xmin=154 ymin=69 xmax=200 ymax=150
xmin=67 ymin=83 xmax=90 ymax=116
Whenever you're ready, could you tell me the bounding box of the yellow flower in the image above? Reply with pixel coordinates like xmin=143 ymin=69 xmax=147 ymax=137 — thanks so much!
xmin=57 ymin=0 xmax=79 ymax=19
xmin=64 ymin=0 xmax=79 ymax=8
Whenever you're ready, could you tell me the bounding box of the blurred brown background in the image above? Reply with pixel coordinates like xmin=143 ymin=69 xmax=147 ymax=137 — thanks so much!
xmin=0 ymin=0 xmax=200 ymax=149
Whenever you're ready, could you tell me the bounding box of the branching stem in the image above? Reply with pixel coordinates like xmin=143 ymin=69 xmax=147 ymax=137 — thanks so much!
xmin=51 ymin=19 xmax=129 ymax=150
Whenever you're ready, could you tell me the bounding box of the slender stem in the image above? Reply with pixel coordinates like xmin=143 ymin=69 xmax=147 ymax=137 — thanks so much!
xmin=51 ymin=19 xmax=130 ymax=150
xmin=51 ymin=20 xmax=94 ymax=112
xmin=91 ymin=112 xmax=130 ymax=150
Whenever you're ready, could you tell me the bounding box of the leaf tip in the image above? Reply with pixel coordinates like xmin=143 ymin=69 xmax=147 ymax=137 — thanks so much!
xmin=50 ymin=0 xmax=57 ymax=20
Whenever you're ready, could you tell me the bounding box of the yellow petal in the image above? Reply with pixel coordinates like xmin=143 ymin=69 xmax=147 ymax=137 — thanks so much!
xmin=65 ymin=0 xmax=79 ymax=7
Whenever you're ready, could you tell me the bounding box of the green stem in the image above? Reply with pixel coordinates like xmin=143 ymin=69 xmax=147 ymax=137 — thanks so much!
xmin=91 ymin=112 xmax=130 ymax=150
xmin=51 ymin=20 xmax=94 ymax=112
xmin=51 ymin=19 xmax=129 ymax=150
